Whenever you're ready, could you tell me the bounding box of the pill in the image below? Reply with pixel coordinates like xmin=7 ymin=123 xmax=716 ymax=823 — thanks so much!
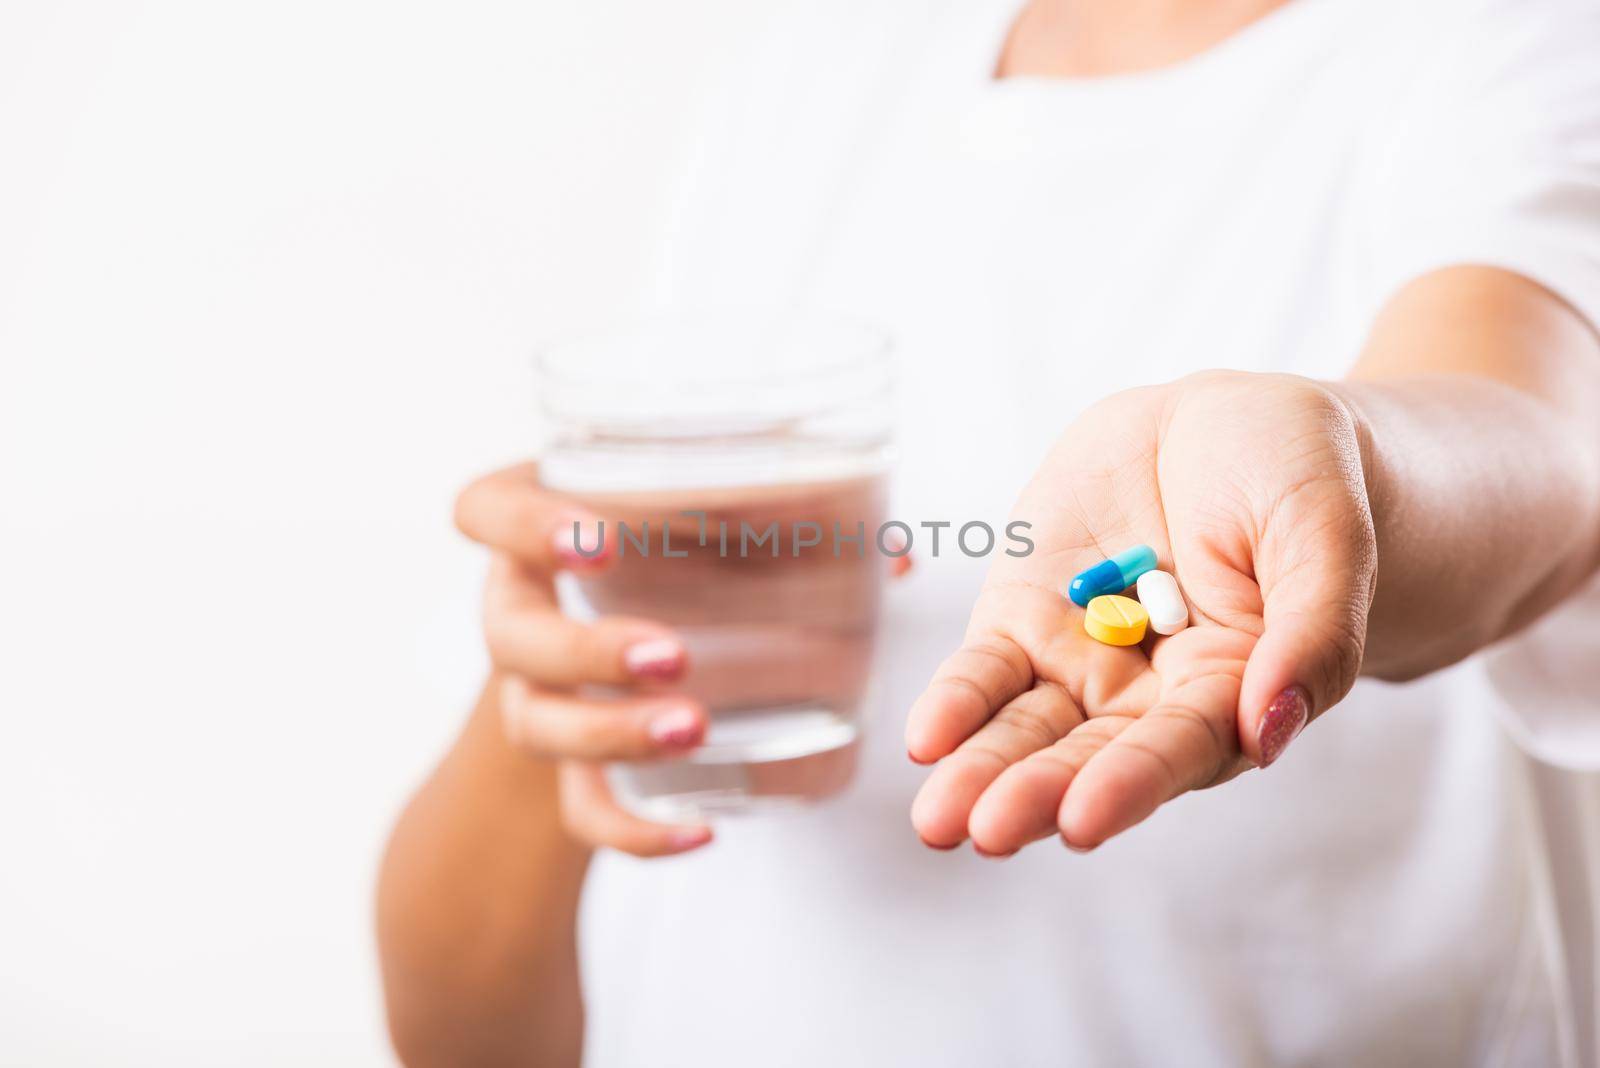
xmin=1067 ymin=544 xmax=1158 ymax=607
xmin=1084 ymin=595 xmax=1149 ymax=646
xmin=1135 ymin=569 xmax=1189 ymax=635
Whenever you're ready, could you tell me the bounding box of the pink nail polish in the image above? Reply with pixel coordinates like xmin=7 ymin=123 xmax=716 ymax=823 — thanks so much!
xmin=552 ymin=518 xmax=607 ymax=568
xmin=1258 ymin=685 xmax=1310 ymax=767
xmin=648 ymin=707 xmax=702 ymax=749
xmin=667 ymin=827 xmax=712 ymax=851
xmin=625 ymin=638 xmax=686 ymax=680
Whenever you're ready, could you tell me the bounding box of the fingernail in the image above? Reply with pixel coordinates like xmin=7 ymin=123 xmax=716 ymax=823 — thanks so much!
xmin=552 ymin=517 xmax=607 ymax=568
xmin=625 ymin=638 xmax=686 ymax=681
xmin=972 ymin=843 xmax=1016 ymax=860
xmin=1258 ymin=685 xmax=1310 ymax=767
xmin=919 ymin=837 xmax=960 ymax=852
xmin=883 ymin=527 xmax=911 ymax=567
xmin=667 ymin=827 xmax=712 ymax=851
xmin=648 ymin=706 xmax=703 ymax=749
xmin=906 ymin=747 xmax=932 ymax=766
xmin=1062 ymin=839 xmax=1095 ymax=855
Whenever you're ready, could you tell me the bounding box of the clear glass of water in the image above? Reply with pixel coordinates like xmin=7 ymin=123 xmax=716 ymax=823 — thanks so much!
xmin=535 ymin=311 xmax=894 ymax=820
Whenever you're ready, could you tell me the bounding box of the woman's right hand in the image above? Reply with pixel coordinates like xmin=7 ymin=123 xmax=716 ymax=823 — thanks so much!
xmin=454 ymin=463 xmax=716 ymax=856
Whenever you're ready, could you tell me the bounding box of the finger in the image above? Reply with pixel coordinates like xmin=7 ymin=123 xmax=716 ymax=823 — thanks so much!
xmin=558 ymin=762 xmax=712 ymax=857
xmin=1059 ymin=671 xmax=1242 ymax=849
xmin=905 ymin=636 xmax=1033 ymax=764
xmin=454 ymin=463 xmax=612 ymax=571
xmin=485 ymin=552 xmax=556 ymax=612
xmin=486 ymin=605 xmax=687 ymax=688
xmin=501 ymin=676 xmax=707 ymax=760
xmin=910 ymin=682 xmax=1083 ymax=849
xmin=1238 ymin=517 xmax=1376 ymax=768
xmin=967 ymin=716 xmax=1132 ymax=855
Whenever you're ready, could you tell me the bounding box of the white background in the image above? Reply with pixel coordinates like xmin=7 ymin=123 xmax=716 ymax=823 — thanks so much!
xmin=0 ymin=3 xmax=745 ymax=1062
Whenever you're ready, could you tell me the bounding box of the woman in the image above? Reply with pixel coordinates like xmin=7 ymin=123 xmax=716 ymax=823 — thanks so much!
xmin=379 ymin=0 xmax=1600 ymax=1063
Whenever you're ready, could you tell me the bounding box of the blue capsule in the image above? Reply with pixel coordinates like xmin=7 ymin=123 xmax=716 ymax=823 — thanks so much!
xmin=1067 ymin=544 xmax=1158 ymax=607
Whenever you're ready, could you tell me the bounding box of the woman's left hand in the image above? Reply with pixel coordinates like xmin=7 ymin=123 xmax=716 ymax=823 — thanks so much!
xmin=907 ymin=371 xmax=1378 ymax=854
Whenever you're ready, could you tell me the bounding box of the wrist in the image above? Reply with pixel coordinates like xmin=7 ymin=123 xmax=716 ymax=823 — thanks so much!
xmin=1329 ymin=374 xmax=1600 ymax=677
xmin=1320 ymin=380 xmax=1386 ymax=554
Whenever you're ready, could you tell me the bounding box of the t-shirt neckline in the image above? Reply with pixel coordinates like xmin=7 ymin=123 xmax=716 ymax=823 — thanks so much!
xmin=973 ymin=0 xmax=1337 ymax=97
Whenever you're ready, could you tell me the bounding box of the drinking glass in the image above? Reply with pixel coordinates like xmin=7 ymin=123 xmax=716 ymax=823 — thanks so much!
xmin=536 ymin=311 xmax=894 ymax=820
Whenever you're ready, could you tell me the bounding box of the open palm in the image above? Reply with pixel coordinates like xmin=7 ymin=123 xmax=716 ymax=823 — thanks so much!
xmin=907 ymin=372 xmax=1377 ymax=854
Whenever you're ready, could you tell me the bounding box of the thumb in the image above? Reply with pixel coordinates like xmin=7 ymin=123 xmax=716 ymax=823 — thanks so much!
xmin=1237 ymin=515 xmax=1376 ymax=767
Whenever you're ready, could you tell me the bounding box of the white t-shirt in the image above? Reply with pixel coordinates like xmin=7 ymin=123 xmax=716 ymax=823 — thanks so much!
xmin=578 ymin=0 xmax=1600 ymax=1064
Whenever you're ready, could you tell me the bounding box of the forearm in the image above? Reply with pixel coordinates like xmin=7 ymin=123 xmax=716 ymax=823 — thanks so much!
xmin=377 ymin=678 xmax=590 ymax=1067
xmin=1338 ymin=375 xmax=1600 ymax=679
xmin=1335 ymin=267 xmax=1600 ymax=680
